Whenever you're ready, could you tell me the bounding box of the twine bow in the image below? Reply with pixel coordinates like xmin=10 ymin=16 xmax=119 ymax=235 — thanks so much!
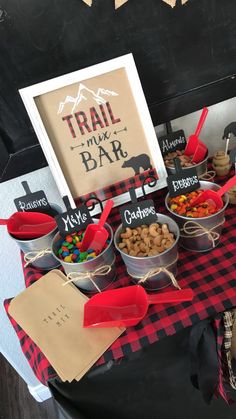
xmin=127 ymin=256 xmax=181 ymax=289
xmin=24 ymin=248 xmax=52 ymax=267
xmin=198 ymin=170 xmax=216 ymax=181
xmin=63 ymin=259 xmax=115 ymax=292
xmin=180 ymin=219 xmax=225 ymax=248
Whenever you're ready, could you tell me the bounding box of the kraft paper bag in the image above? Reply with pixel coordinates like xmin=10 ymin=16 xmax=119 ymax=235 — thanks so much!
xmin=9 ymin=270 xmax=125 ymax=382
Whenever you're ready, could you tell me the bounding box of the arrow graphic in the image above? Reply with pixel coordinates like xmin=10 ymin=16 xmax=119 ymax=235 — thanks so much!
xmin=114 ymin=127 xmax=127 ymax=135
xmin=70 ymin=143 xmax=84 ymax=150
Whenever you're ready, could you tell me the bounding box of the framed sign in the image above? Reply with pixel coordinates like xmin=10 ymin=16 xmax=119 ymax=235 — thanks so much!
xmin=19 ymin=54 xmax=167 ymax=213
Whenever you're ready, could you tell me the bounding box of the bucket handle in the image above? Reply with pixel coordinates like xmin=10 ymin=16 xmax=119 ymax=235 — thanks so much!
xmin=142 ymin=175 xmax=157 ymax=197
xmin=82 ymin=195 xmax=104 ymax=214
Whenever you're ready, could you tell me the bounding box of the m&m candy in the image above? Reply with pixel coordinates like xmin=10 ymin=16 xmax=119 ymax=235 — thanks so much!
xmin=56 ymin=230 xmax=110 ymax=263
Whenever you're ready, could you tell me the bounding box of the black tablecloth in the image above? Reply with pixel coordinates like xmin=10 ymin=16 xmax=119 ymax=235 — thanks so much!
xmin=49 ymin=326 xmax=236 ymax=419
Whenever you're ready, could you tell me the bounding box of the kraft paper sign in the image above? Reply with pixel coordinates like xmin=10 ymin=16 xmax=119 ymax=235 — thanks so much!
xmin=34 ymin=68 xmax=155 ymax=198
xmin=20 ymin=54 xmax=167 ymax=210
xmin=9 ymin=270 xmax=125 ymax=382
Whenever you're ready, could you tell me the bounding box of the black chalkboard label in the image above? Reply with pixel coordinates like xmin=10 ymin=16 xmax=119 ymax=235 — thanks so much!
xmin=158 ymin=130 xmax=187 ymax=156
xmin=222 ymin=122 xmax=236 ymax=139
xmin=120 ymin=199 xmax=157 ymax=228
xmin=55 ymin=205 xmax=93 ymax=236
xmin=167 ymin=167 xmax=200 ymax=197
xmin=14 ymin=190 xmax=51 ymax=212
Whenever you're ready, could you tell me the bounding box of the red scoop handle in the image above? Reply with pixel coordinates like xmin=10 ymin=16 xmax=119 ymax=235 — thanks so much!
xmin=195 ymin=107 xmax=208 ymax=137
xmin=0 ymin=219 xmax=8 ymax=225
xmin=98 ymin=199 xmax=114 ymax=228
xmin=147 ymin=288 xmax=194 ymax=304
xmin=217 ymin=174 xmax=236 ymax=198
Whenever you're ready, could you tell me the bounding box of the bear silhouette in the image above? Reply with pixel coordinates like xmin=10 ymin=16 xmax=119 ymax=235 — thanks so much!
xmin=122 ymin=154 xmax=152 ymax=175
xmin=222 ymin=122 xmax=236 ymax=139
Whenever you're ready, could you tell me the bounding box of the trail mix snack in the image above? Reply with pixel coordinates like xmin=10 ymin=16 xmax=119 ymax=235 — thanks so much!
xmin=164 ymin=150 xmax=196 ymax=168
xmin=169 ymin=190 xmax=219 ymax=218
xmin=56 ymin=230 xmax=110 ymax=263
xmin=212 ymin=151 xmax=231 ymax=177
xmin=118 ymin=223 xmax=175 ymax=257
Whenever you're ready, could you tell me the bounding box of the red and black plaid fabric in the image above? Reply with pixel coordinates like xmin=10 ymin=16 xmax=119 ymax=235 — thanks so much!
xmin=4 ymin=171 xmax=236 ymax=387
xmin=213 ymin=314 xmax=235 ymax=405
xmin=75 ymin=168 xmax=158 ymax=205
xmin=213 ymin=316 xmax=228 ymax=402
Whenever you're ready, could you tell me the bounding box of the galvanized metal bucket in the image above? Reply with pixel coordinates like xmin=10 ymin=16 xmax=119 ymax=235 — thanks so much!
xmin=166 ymin=153 xmax=209 ymax=179
xmin=114 ymin=214 xmax=180 ymax=291
xmin=52 ymin=220 xmax=116 ymax=293
xmin=165 ymin=181 xmax=229 ymax=252
xmin=9 ymin=203 xmax=62 ymax=270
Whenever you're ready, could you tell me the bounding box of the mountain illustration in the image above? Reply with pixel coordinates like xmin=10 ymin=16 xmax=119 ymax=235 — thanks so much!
xmin=57 ymin=83 xmax=119 ymax=114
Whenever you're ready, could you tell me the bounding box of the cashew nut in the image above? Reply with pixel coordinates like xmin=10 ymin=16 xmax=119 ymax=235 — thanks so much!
xmin=140 ymin=242 xmax=148 ymax=252
xmin=153 ymin=235 xmax=163 ymax=246
xmin=141 ymin=228 xmax=149 ymax=239
xmin=120 ymin=227 xmax=132 ymax=239
xmin=137 ymin=252 xmax=147 ymax=257
xmin=161 ymin=224 xmax=169 ymax=234
xmin=118 ymin=222 xmax=175 ymax=258
xmin=129 ymin=249 xmax=138 ymax=257
xmin=164 ymin=240 xmax=173 ymax=249
xmin=118 ymin=242 xmax=127 ymax=249
xmin=156 ymin=245 xmax=165 ymax=253
xmin=149 ymin=223 xmax=159 ymax=237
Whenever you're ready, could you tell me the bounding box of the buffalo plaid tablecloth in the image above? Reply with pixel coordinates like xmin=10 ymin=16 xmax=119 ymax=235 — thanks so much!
xmin=4 ymin=172 xmax=236 ymax=392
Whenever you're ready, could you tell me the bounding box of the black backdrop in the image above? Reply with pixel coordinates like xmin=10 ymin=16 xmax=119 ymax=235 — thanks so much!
xmin=1 ymin=0 xmax=236 ymax=181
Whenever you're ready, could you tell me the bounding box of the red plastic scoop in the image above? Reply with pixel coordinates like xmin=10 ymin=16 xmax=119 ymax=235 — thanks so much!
xmin=80 ymin=199 xmax=114 ymax=253
xmin=190 ymin=174 xmax=236 ymax=210
xmin=192 ymin=141 xmax=208 ymax=164
xmin=83 ymin=285 xmax=194 ymax=328
xmin=0 ymin=211 xmax=57 ymax=239
xmin=184 ymin=107 xmax=208 ymax=163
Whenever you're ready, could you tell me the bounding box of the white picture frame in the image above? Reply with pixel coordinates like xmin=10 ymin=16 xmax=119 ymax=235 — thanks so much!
xmin=19 ymin=53 xmax=167 ymax=214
